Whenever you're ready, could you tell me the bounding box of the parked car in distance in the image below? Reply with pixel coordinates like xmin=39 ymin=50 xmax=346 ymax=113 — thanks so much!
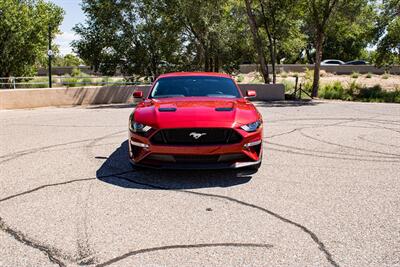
xmin=344 ymin=60 xmax=369 ymax=65
xmin=321 ymin=59 xmax=345 ymax=65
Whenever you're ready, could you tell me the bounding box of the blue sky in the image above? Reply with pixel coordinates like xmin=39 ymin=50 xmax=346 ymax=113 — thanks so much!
xmin=51 ymin=0 xmax=85 ymax=55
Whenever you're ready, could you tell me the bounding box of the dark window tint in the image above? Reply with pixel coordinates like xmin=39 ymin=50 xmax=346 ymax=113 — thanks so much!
xmin=150 ymin=76 xmax=241 ymax=98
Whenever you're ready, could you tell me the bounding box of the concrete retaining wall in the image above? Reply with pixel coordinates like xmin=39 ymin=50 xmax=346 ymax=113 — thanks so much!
xmin=240 ymin=64 xmax=400 ymax=75
xmin=0 ymin=84 xmax=284 ymax=109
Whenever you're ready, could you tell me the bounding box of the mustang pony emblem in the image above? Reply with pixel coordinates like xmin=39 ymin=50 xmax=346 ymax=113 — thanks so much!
xmin=189 ymin=132 xmax=207 ymax=139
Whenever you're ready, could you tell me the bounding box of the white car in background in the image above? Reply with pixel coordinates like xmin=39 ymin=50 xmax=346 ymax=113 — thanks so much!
xmin=321 ymin=59 xmax=345 ymax=65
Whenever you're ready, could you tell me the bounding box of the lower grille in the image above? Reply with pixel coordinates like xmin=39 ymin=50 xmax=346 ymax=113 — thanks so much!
xmin=145 ymin=153 xmax=249 ymax=164
xmin=150 ymin=128 xmax=242 ymax=145
xmin=174 ymin=155 xmax=220 ymax=163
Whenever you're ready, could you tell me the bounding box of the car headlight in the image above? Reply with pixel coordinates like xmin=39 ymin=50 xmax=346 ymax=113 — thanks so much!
xmin=130 ymin=122 xmax=152 ymax=133
xmin=240 ymin=120 xmax=262 ymax=132
xmin=129 ymin=113 xmax=152 ymax=133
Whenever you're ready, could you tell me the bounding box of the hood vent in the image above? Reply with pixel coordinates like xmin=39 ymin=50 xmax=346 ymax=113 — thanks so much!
xmin=158 ymin=107 xmax=177 ymax=112
xmin=215 ymin=107 xmax=233 ymax=111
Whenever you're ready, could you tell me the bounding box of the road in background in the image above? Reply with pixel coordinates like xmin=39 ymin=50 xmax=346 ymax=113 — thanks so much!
xmin=0 ymin=101 xmax=399 ymax=266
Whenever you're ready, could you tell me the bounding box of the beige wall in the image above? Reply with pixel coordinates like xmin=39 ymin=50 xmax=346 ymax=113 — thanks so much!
xmin=0 ymin=84 xmax=284 ymax=110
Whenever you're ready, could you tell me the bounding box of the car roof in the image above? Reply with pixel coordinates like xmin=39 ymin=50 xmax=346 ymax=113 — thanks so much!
xmin=157 ymin=72 xmax=232 ymax=79
xmin=322 ymin=59 xmax=343 ymax=62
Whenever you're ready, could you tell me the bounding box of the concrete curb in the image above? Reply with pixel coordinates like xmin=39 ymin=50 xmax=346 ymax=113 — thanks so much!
xmin=0 ymin=84 xmax=284 ymax=109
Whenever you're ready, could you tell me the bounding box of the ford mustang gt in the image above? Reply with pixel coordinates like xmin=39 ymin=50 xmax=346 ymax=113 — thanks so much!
xmin=128 ymin=72 xmax=263 ymax=170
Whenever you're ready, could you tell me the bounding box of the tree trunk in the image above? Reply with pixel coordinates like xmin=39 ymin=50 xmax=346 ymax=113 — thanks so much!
xmin=214 ymin=54 xmax=220 ymax=72
xmin=259 ymin=1 xmax=275 ymax=83
xmin=312 ymin=31 xmax=324 ymax=98
xmin=244 ymin=0 xmax=270 ymax=83
xmin=272 ymin=38 xmax=277 ymax=84
xmin=204 ymin=47 xmax=210 ymax=71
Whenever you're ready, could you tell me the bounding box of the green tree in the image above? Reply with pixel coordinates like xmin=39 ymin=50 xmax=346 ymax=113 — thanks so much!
xmin=244 ymin=0 xmax=271 ymax=83
xmin=74 ymin=0 xmax=254 ymax=76
xmin=258 ymin=0 xmax=306 ymax=83
xmin=304 ymin=0 xmax=374 ymax=97
xmin=0 ymin=0 xmax=64 ymax=78
xmin=73 ymin=0 xmax=182 ymax=76
xmin=375 ymin=0 xmax=400 ymax=66
xmin=322 ymin=2 xmax=377 ymax=61
xmin=54 ymin=54 xmax=84 ymax=67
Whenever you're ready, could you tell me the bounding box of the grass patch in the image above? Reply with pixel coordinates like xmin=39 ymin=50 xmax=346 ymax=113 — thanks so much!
xmin=350 ymin=72 xmax=360 ymax=79
xmin=280 ymin=71 xmax=288 ymax=78
xmin=282 ymin=79 xmax=295 ymax=93
xmin=382 ymin=72 xmax=390 ymax=79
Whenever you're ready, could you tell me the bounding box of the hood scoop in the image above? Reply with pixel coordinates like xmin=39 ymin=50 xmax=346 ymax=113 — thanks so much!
xmin=158 ymin=107 xmax=177 ymax=112
xmin=215 ymin=107 xmax=233 ymax=111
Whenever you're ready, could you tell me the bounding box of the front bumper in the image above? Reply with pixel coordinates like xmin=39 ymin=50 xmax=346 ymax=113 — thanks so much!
xmin=128 ymin=128 xmax=263 ymax=170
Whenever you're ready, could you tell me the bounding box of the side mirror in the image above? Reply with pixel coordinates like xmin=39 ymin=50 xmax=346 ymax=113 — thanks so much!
xmin=133 ymin=91 xmax=143 ymax=98
xmin=246 ymin=90 xmax=256 ymax=98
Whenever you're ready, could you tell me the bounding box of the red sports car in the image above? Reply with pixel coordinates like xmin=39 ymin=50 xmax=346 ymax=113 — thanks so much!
xmin=128 ymin=72 xmax=263 ymax=170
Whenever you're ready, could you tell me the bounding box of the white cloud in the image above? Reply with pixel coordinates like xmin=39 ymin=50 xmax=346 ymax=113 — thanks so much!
xmin=54 ymin=31 xmax=80 ymax=55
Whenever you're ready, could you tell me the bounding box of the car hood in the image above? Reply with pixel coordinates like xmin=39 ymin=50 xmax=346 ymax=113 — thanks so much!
xmin=133 ymin=97 xmax=259 ymax=129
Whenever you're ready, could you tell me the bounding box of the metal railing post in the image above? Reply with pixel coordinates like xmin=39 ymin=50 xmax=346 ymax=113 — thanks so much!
xmin=12 ymin=77 xmax=16 ymax=89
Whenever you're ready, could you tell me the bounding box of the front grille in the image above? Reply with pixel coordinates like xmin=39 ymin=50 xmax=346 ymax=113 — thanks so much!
xmin=150 ymin=128 xmax=242 ymax=145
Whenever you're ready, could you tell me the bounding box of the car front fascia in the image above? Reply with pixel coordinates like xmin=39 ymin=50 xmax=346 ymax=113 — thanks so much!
xmin=128 ymin=125 xmax=262 ymax=169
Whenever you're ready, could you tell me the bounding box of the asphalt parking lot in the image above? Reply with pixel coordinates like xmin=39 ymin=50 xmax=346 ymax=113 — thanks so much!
xmin=0 ymin=100 xmax=399 ymax=267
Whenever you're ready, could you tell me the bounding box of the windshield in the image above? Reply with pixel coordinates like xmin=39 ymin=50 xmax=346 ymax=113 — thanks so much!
xmin=149 ymin=76 xmax=241 ymax=99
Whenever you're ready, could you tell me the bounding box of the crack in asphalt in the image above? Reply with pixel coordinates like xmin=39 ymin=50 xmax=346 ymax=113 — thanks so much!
xmin=266 ymin=146 xmax=400 ymax=163
xmin=75 ymin=183 xmax=97 ymax=265
xmin=0 ymin=217 xmax=66 ymax=267
xmin=96 ymin=243 xmax=274 ymax=267
xmin=298 ymin=130 xmax=400 ymax=157
xmin=0 ymin=177 xmax=95 ymax=203
xmin=267 ymin=117 xmax=400 ymax=125
xmin=358 ymin=135 xmax=400 ymax=148
xmin=263 ymin=118 xmax=400 ymax=162
xmin=108 ymin=174 xmax=340 ymax=267
xmin=0 ymin=170 xmax=134 ymax=267
xmin=265 ymin=140 xmax=400 ymax=161
xmin=0 ymin=130 xmax=126 ymax=165
xmin=0 ymin=130 xmax=127 ymax=266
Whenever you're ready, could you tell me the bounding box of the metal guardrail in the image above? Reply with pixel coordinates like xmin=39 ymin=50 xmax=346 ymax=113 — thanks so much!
xmin=0 ymin=76 xmax=150 ymax=89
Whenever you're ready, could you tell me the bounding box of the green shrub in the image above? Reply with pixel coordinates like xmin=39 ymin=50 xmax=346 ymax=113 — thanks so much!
xmin=282 ymin=79 xmax=295 ymax=93
xmin=305 ymin=68 xmax=314 ymax=81
xmin=382 ymin=72 xmax=390 ymax=79
xmin=303 ymin=81 xmax=313 ymax=93
xmin=320 ymin=82 xmax=345 ymax=99
xmin=81 ymin=77 xmax=93 ymax=85
xmin=62 ymin=76 xmax=79 ymax=87
xmin=22 ymin=77 xmax=49 ymax=88
xmin=358 ymin=85 xmax=382 ymax=99
xmin=236 ymin=74 xmax=244 ymax=83
xmin=280 ymin=71 xmax=288 ymax=78
xmin=101 ymin=77 xmax=110 ymax=84
xmin=71 ymin=68 xmax=82 ymax=77
xmin=351 ymin=72 xmax=360 ymax=79
xmin=366 ymin=73 xmax=372 ymax=78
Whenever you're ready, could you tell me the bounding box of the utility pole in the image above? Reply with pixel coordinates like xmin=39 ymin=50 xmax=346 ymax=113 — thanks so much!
xmin=48 ymin=25 xmax=53 ymax=88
